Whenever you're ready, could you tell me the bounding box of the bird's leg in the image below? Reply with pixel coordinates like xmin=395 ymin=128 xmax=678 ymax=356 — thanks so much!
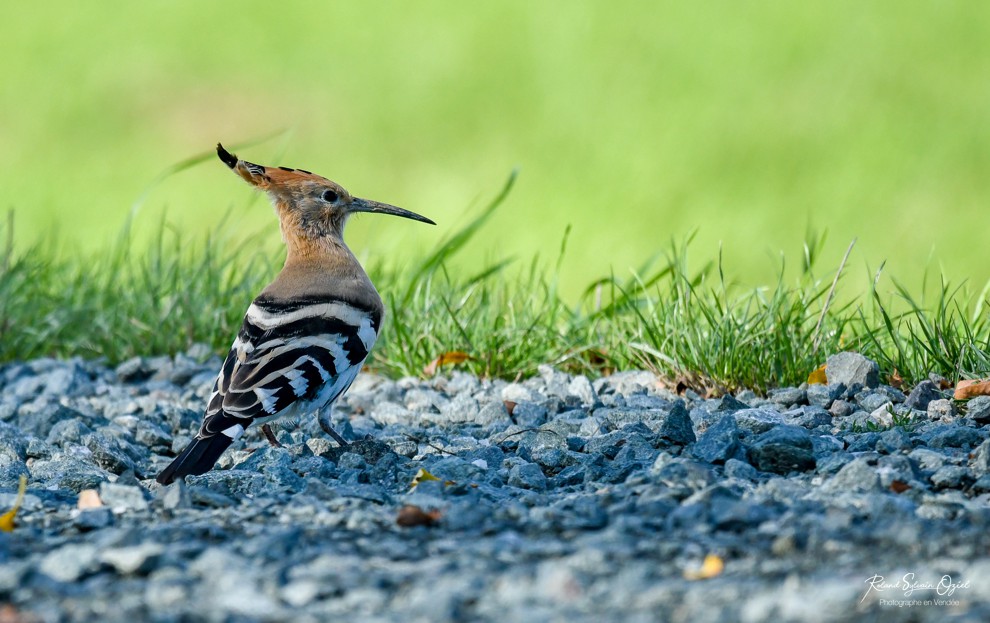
xmin=261 ymin=424 xmax=283 ymax=448
xmin=317 ymin=408 xmax=349 ymax=447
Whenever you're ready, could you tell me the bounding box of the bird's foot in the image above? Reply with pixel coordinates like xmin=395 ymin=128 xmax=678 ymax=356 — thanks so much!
xmin=317 ymin=410 xmax=349 ymax=447
xmin=261 ymin=424 xmax=284 ymax=448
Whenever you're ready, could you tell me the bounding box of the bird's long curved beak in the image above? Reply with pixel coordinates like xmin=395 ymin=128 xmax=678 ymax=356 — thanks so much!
xmin=348 ymin=198 xmax=435 ymax=225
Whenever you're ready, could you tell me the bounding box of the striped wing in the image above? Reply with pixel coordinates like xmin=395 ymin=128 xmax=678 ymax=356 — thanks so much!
xmin=198 ymin=296 xmax=381 ymax=439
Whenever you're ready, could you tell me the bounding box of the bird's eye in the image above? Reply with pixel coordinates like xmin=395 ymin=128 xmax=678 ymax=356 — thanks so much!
xmin=321 ymin=189 xmax=339 ymax=203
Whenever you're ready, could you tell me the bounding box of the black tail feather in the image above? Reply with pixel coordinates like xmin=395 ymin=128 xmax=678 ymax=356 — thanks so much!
xmin=156 ymin=435 xmax=234 ymax=485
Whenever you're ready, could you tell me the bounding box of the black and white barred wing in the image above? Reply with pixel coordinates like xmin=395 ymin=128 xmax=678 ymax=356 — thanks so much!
xmin=198 ymin=298 xmax=380 ymax=440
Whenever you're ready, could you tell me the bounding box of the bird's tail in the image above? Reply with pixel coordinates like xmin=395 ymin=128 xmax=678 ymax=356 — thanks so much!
xmin=156 ymin=435 xmax=233 ymax=485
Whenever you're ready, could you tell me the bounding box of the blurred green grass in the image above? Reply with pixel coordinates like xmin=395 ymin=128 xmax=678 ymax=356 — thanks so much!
xmin=2 ymin=2 xmax=989 ymax=299
xmin=5 ymin=176 xmax=990 ymax=390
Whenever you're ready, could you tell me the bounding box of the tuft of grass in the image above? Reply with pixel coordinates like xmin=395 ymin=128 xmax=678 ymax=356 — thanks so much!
xmin=846 ymin=407 xmax=917 ymax=434
xmin=374 ymin=170 xmax=601 ymax=379
xmin=3 ymin=174 xmax=990 ymax=391
xmin=0 ymin=211 xmax=275 ymax=363
xmin=860 ymin=273 xmax=990 ymax=385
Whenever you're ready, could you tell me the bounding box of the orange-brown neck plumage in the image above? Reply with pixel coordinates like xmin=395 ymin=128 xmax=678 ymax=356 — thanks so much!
xmin=213 ymin=141 xmax=434 ymax=305
xmin=272 ymin=197 xmax=347 ymax=263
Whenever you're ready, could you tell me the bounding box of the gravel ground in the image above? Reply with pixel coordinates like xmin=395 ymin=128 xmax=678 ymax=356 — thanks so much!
xmin=1 ymin=350 xmax=989 ymax=622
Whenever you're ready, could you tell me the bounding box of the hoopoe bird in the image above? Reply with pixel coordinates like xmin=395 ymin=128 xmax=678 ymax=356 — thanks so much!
xmin=156 ymin=144 xmax=434 ymax=485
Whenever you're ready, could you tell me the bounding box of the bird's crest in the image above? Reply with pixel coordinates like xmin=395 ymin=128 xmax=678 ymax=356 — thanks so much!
xmin=216 ymin=143 xmax=326 ymax=191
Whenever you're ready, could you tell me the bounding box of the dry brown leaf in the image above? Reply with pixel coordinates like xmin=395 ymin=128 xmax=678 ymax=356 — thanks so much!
xmin=0 ymin=604 xmax=35 ymax=623
xmin=807 ymin=364 xmax=827 ymax=386
xmin=423 ymin=351 xmax=471 ymax=376
xmin=77 ymin=489 xmax=103 ymax=510
xmin=396 ymin=505 xmax=443 ymax=527
xmin=704 ymin=384 xmax=728 ymax=399
xmin=684 ymin=554 xmax=724 ymax=580
xmin=954 ymin=379 xmax=990 ymax=400
xmin=410 ymin=468 xmax=440 ymax=489
xmin=889 ymin=480 xmax=911 ymax=494
xmin=889 ymin=369 xmax=904 ymax=389
xmin=0 ymin=475 xmax=27 ymax=533
xmin=503 ymin=401 xmax=518 ymax=416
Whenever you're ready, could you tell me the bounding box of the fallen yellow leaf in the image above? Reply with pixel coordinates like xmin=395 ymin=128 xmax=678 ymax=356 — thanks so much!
xmin=807 ymin=364 xmax=827 ymax=386
xmin=410 ymin=468 xmax=441 ymax=489
xmin=423 ymin=351 xmax=471 ymax=376
xmin=684 ymin=554 xmax=724 ymax=580
xmin=0 ymin=475 xmax=28 ymax=532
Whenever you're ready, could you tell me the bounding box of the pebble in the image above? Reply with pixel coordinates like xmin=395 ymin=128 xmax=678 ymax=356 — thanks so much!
xmin=783 ymin=405 xmax=832 ymax=429
xmin=650 ymin=401 xmax=696 ymax=444
xmin=971 ymin=440 xmax=990 ymax=476
xmin=867 ymin=402 xmax=895 ymax=427
xmin=732 ymin=407 xmax=785 ymax=433
xmin=823 ymin=457 xmax=882 ymax=493
xmin=876 ymin=428 xmax=912 ymax=454
xmin=691 ymin=414 xmax=744 ymax=464
xmin=746 ymin=425 xmax=816 ymax=474
xmin=825 ymin=351 xmax=880 ymax=388
xmin=927 ymin=426 xmax=984 ymax=449
xmin=39 ymin=543 xmax=99 ymax=583
xmin=966 ymin=396 xmax=990 ymax=424
xmin=508 ymin=462 xmax=548 ymax=490
xmin=100 ymin=543 xmax=164 ymax=575
xmin=903 ymin=380 xmax=942 ymax=410
xmin=100 ymin=482 xmax=150 ymax=512
xmin=74 ymin=506 xmax=114 ymax=530
xmin=1 ymin=352 xmax=988 ymax=622
xmin=927 ymin=398 xmax=957 ymax=422
xmin=806 ymin=383 xmax=843 ymax=408
xmin=930 ymin=465 xmax=974 ymax=490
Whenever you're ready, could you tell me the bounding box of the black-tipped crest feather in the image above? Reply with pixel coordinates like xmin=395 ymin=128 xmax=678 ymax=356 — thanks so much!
xmin=216 ymin=143 xmax=238 ymax=169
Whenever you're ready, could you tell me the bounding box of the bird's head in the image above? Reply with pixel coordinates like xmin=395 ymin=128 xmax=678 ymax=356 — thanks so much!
xmin=216 ymin=143 xmax=434 ymax=246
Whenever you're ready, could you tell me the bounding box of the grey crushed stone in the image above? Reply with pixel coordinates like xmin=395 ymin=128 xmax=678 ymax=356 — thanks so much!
xmin=0 ymin=352 xmax=988 ymax=622
xmin=825 ymin=351 xmax=880 ymax=389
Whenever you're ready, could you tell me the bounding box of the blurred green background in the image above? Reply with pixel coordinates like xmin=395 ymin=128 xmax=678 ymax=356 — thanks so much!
xmin=3 ymin=2 xmax=988 ymax=299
